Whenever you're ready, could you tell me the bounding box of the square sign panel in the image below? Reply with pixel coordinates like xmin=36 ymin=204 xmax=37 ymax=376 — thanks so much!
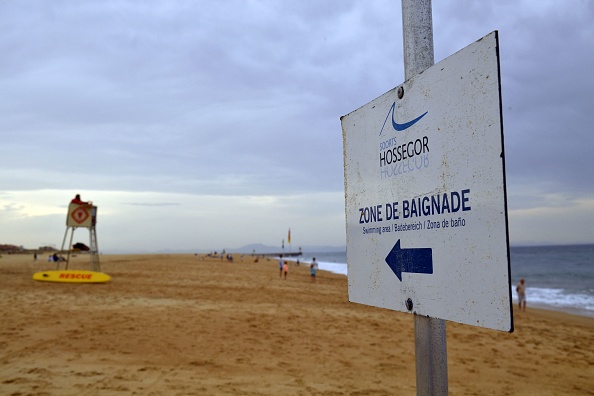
xmin=341 ymin=31 xmax=512 ymax=331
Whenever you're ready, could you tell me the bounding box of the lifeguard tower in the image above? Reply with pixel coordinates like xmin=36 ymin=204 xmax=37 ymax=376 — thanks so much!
xmin=59 ymin=202 xmax=100 ymax=271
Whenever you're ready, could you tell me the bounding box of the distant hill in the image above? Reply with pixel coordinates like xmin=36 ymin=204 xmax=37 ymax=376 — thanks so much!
xmin=228 ymin=244 xmax=346 ymax=254
xmin=0 ymin=244 xmax=22 ymax=253
xmin=0 ymin=244 xmax=57 ymax=254
xmin=91 ymin=243 xmax=346 ymax=255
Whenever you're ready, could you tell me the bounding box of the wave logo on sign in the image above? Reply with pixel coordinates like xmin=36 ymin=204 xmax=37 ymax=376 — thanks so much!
xmin=378 ymin=101 xmax=430 ymax=180
xmin=379 ymin=102 xmax=428 ymax=136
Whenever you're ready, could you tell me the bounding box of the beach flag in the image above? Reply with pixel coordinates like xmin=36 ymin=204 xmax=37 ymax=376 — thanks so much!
xmin=288 ymin=228 xmax=291 ymax=244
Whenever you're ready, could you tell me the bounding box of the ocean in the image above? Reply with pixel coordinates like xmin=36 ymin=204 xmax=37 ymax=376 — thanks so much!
xmin=300 ymin=244 xmax=594 ymax=318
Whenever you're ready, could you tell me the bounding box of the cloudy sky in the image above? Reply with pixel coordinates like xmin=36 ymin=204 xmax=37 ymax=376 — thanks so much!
xmin=1 ymin=0 xmax=593 ymax=253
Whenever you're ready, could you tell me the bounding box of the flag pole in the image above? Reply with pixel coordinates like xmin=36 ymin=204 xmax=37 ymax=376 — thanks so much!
xmin=288 ymin=228 xmax=292 ymax=256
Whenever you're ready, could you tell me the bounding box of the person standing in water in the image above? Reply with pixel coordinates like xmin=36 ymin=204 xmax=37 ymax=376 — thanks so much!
xmin=516 ymin=278 xmax=527 ymax=312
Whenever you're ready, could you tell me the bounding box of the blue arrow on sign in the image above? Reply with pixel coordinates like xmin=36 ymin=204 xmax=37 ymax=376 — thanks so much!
xmin=385 ymin=240 xmax=433 ymax=281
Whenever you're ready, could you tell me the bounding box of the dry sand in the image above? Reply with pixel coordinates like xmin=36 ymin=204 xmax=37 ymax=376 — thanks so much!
xmin=1 ymin=253 xmax=592 ymax=395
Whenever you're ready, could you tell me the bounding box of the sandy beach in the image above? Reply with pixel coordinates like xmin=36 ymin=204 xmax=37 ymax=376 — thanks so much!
xmin=1 ymin=253 xmax=592 ymax=395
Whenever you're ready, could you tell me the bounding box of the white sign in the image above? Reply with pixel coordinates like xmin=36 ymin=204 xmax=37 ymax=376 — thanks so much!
xmin=341 ymin=31 xmax=512 ymax=331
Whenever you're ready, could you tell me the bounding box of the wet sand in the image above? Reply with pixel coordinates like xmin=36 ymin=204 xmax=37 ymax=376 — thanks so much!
xmin=1 ymin=253 xmax=592 ymax=395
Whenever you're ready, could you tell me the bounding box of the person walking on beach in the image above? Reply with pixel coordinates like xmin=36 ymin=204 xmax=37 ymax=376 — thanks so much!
xmin=516 ymin=278 xmax=527 ymax=312
xmin=278 ymin=255 xmax=284 ymax=278
xmin=310 ymin=257 xmax=318 ymax=282
xmin=283 ymin=261 xmax=289 ymax=280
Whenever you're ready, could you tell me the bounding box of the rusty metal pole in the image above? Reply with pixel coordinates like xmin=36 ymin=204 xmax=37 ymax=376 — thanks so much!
xmin=401 ymin=0 xmax=449 ymax=395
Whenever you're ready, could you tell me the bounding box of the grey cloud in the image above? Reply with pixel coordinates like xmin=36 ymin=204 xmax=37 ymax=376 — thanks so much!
xmin=1 ymin=1 xmax=593 ymax=247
